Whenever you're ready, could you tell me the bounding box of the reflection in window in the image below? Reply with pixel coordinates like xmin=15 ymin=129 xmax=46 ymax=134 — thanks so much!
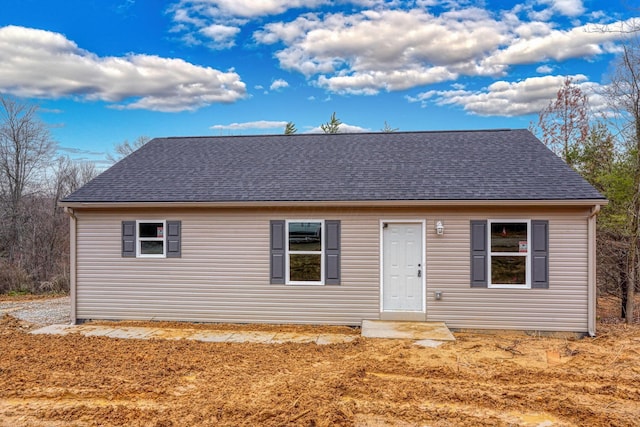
xmin=287 ymin=221 xmax=323 ymax=284
xmin=489 ymin=221 xmax=529 ymax=287
xmin=290 ymin=254 xmax=322 ymax=282
xmin=490 ymin=222 xmax=527 ymax=253
xmin=138 ymin=221 xmax=165 ymax=257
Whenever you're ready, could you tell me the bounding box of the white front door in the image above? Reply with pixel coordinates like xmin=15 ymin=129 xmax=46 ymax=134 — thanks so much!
xmin=382 ymin=222 xmax=424 ymax=312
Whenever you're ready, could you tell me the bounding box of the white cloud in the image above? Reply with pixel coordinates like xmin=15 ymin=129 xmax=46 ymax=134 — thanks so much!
xmin=258 ymin=8 xmax=511 ymax=94
xmin=168 ymin=0 xmax=328 ymax=48
xmin=538 ymin=0 xmax=585 ymax=18
xmin=483 ymin=21 xmax=629 ymax=67
xmin=200 ymin=24 xmax=241 ymax=49
xmin=163 ymin=1 xmax=635 ymax=98
xmin=269 ymin=79 xmax=289 ymax=91
xmin=0 ymin=26 xmax=247 ymax=112
xmin=181 ymin=0 xmax=328 ymax=19
xmin=305 ymin=123 xmax=370 ymax=133
xmin=536 ymin=64 xmax=554 ymax=73
xmin=210 ymin=120 xmax=288 ymax=130
xmin=408 ymin=74 xmax=608 ymax=117
xmin=255 ymin=7 xmax=632 ymax=95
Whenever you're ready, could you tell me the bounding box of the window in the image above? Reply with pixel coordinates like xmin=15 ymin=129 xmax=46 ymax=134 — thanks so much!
xmin=122 ymin=220 xmax=181 ymax=258
xmin=470 ymin=219 xmax=548 ymax=289
xmin=138 ymin=221 xmax=166 ymax=257
xmin=287 ymin=220 xmax=323 ymax=284
xmin=270 ymin=220 xmax=340 ymax=285
xmin=488 ymin=220 xmax=530 ymax=288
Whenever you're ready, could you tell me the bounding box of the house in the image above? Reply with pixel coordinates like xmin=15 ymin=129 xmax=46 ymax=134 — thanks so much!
xmin=59 ymin=129 xmax=606 ymax=335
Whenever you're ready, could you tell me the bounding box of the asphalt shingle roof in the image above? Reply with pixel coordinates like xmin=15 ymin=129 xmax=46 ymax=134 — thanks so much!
xmin=61 ymin=129 xmax=605 ymax=203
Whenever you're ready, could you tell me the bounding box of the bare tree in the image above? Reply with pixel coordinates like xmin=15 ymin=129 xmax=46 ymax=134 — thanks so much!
xmin=534 ymin=77 xmax=590 ymax=168
xmin=107 ymin=135 xmax=150 ymax=163
xmin=0 ymin=96 xmax=56 ymax=263
xmin=320 ymin=112 xmax=342 ymax=134
xmin=604 ymin=29 xmax=640 ymax=323
xmin=51 ymin=156 xmax=97 ymax=202
xmin=0 ymin=97 xmax=101 ymax=294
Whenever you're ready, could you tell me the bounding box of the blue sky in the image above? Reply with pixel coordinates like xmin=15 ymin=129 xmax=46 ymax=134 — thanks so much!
xmin=0 ymin=0 xmax=637 ymax=166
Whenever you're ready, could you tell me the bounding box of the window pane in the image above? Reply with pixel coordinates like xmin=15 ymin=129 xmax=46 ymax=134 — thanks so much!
xmin=140 ymin=222 xmax=164 ymax=238
xmin=141 ymin=240 xmax=164 ymax=255
xmin=491 ymin=256 xmax=526 ymax=285
xmin=491 ymin=222 xmax=527 ymax=253
xmin=289 ymin=222 xmax=322 ymax=251
xmin=290 ymin=254 xmax=321 ymax=282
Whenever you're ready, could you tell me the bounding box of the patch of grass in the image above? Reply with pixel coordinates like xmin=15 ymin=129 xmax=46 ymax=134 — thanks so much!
xmin=7 ymin=289 xmax=31 ymax=297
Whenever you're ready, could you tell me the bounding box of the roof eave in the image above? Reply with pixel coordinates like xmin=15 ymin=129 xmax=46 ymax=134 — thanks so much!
xmin=59 ymin=198 xmax=608 ymax=209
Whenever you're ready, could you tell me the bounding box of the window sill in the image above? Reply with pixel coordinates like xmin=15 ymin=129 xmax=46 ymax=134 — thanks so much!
xmin=286 ymin=282 xmax=325 ymax=286
xmin=488 ymin=284 xmax=531 ymax=289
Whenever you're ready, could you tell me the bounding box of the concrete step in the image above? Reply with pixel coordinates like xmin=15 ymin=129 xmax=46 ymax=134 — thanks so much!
xmin=361 ymin=320 xmax=455 ymax=341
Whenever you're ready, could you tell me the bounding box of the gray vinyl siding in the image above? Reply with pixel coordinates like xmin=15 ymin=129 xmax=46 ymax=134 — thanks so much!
xmin=75 ymin=206 xmax=590 ymax=331
xmin=76 ymin=209 xmax=380 ymax=325
xmin=426 ymin=212 xmax=588 ymax=332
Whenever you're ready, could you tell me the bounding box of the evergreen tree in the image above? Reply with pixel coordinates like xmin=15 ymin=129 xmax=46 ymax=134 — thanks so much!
xmin=320 ymin=112 xmax=342 ymax=134
xmin=284 ymin=122 xmax=297 ymax=135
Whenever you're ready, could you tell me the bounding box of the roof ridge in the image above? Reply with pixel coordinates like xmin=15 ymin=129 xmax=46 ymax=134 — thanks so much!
xmin=162 ymin=128 xmax=518 ymax=140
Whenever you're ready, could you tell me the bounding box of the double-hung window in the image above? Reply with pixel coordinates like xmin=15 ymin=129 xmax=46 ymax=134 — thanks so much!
xmin=488 ymin=220 xmax=530 ymax=288
xmin=270 ymin=219 xmax=340 ymax=285
xmin=287 ymin=220 xmax=323 ymax=284
xmin=471 ymin=219 xmax=547 ymax=289
xmin=137 ymin=220 xmax=166 ymax=257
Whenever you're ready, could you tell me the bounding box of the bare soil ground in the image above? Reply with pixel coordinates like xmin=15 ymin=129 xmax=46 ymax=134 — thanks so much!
xmin=1 ymin=297 xmax=640 ymax=426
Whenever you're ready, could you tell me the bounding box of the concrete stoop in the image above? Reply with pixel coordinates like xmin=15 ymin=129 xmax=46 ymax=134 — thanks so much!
xmin=361 ymin=320 xmax=455 ymax=347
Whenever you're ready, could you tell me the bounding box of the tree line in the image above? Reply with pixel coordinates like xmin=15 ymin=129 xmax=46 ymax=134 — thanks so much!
xmin=529 ymin=27 xmax=640 ymax=323
xmin=0 ymin=96 xmax=98 ymax=294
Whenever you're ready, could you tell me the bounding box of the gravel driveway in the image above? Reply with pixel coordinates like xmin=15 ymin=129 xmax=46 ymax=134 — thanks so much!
xmin=0 ymin=296 xmax=70 ymax=325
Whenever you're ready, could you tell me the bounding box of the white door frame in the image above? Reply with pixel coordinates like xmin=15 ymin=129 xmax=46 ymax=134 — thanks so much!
xmin=379 ymin=219 xmax=426 ymax=313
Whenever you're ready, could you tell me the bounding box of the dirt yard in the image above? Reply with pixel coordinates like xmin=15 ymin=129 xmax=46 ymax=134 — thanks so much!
xmin=1 ymin=297 xmax=640 ymax=426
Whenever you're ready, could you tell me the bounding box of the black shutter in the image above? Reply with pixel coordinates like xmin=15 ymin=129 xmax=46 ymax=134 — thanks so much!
xmin=470 ymin=220 xmax=487 ymax=287
xmin=324 ymin=220 xmax=341 ymax=285
xmin=270 ymin=220 xmax=286 ymax=284
xmin=531 ymin=220 xmax=549 ymax=289
xmin=122 ymin=221 xmax=136 ymax=257
xmin=166 ymin=221 xmax=182 ymax=258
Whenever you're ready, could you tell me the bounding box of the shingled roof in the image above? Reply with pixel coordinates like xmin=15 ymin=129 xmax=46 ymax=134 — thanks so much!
xmin=61 ymin=129 xmax=605 ymax=204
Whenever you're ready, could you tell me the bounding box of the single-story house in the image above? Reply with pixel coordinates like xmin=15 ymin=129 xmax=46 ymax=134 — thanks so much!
xmin=60 ymin=129 xmax=606 ymax=335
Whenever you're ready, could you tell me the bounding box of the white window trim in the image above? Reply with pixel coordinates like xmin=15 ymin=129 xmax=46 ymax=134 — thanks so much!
xmin=136 ymin=220 xmax=166 ymax=258
xmin=488 ymin=219 xmax=531 ymax=289
xmin=286 ymin=219 xmax=324 ymax=286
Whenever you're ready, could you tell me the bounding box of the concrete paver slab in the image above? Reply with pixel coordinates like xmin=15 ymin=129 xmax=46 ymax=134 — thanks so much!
xmin=105 ymin=327 xmax=158 ymax=339
xmin=271 ymin=332 xmax=319 ymax=344
xmin=316 ymin=334 xmax=358 ymax=345
xmin=146 ymin=328 xmax=198 ymax=340
xmin=30 ymin=324 xmax=73 ymax=335
xmin=81 ymin=326 xmax=120 ymax=337
xmin=226 ymin=331 xmax=277 ymax=343
xmin=189 ymin=331 xmax=234 ymax=342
